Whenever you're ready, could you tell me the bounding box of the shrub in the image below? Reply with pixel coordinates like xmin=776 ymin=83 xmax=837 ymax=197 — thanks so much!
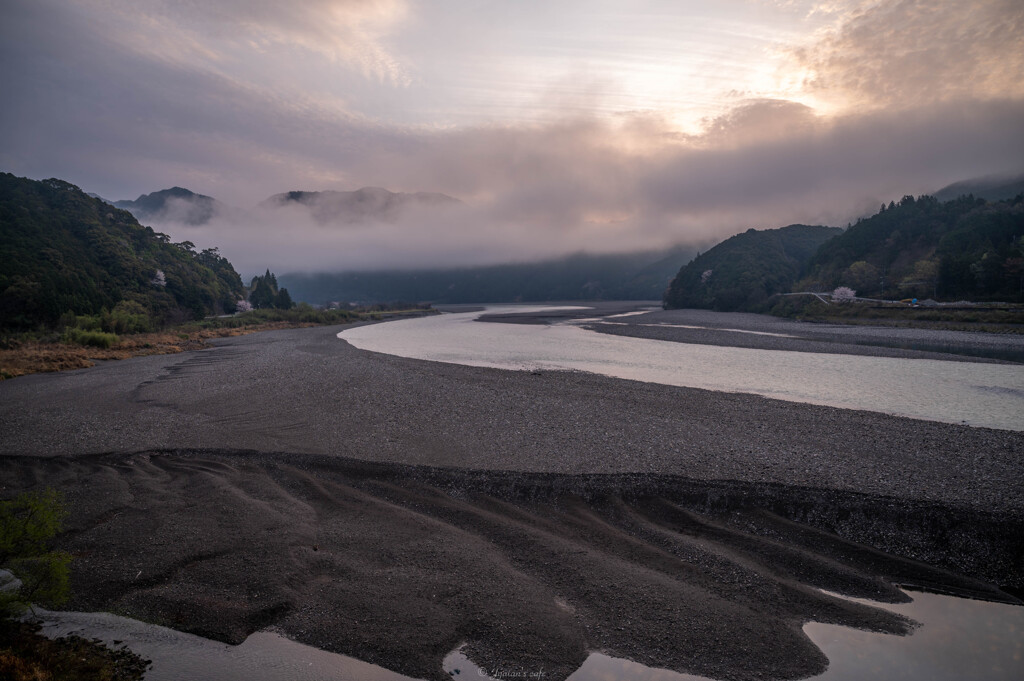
xmin=102 ymin=301 xmax=151 ymax=335
xmin=62 ymin=328 xmax=118 ymax=349
xmin=0 ymin=488 xmax=71 ymax=615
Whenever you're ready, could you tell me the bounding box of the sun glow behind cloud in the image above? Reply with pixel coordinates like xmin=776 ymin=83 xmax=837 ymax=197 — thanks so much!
xmin=1 ymin=0 xmax=1022 ymax=272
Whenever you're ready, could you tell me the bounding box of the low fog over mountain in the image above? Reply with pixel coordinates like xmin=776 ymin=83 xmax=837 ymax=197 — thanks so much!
xmin=261 ymin=188 xmax=461 ymax=225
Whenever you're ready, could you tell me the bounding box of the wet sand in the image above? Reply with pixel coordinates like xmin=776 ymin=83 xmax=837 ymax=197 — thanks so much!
xmin=1 ymin=306 xmax=1022 ymax=680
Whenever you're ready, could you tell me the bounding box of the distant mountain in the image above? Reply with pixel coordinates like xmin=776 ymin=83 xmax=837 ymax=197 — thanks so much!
xmin=115 ymin=187 xmax=221 ymax=226
xmin=0 ymin=173 xmax=245 ymax=330
xmin=799 ymin=194 xmax=1024 ymax=301
xmin=664 ymin=225 xmax=842 ymax=311
xmin=261 ymin=187 xmax=461 ymax=224
xmin=280 ymin=247 xmax=695 ymax=305
xmin=933 ymin=173 xmax=1024 ymax=203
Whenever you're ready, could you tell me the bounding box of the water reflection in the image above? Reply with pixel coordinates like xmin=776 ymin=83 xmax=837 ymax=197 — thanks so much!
xmin=33 ymin=609 xmax=418 ymax=681
xmin=806 ymin=590 xmax=1024 ymax=680
xmin=444 ymin=590 xmax=1024 ymax=681
xmin=34 ymin=588 xmax=1023 ymax=681
xmin=338 ymin=307 xmax=1024 ymax=431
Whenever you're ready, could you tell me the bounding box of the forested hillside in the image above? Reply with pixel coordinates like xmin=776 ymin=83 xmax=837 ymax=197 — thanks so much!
xmin=663 ymin=225 xmax=841 ymax=311
xmin=0 ymin=173 xmax=246 ymax=331
xmin=799 ymin=194 xmax=1024 ymax=301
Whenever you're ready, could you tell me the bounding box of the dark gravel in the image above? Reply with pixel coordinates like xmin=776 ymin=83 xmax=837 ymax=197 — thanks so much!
xmin=0 ymin=451 xmax=1019 ymax=681
xmin=1 ymin=317 xmax=1021 ymax=511
xmin=1 ymin=308 xmax=1022 ymax=680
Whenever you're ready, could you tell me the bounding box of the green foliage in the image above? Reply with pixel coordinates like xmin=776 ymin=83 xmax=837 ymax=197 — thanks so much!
xmin=246 ymin=269 xmax=295 ymax=310
xmin=61 ymin=328 xmax=119 ymax=349
xmin=801 ymin=194 xmax=1024 ymax=301
xmin=249 ymin=277 xmax=276 ymax=309
xmin=274 ymin=287 xmax=293 ymax=310
xmin=664 ymin=225 xmax=842 ymax=311
xmin=187 ymin=303 xmax=357 ymax=329
xmin=0 ymin=173 xmax=246 ymax=332
xmin=0 ymin=489 xmax=71 ymax=615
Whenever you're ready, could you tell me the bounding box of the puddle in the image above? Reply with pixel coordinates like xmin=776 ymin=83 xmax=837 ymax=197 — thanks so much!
xmin=603 ymin=309 xmax=660 ymax=319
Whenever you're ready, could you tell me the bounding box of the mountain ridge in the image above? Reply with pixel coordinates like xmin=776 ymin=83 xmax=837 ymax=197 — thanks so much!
xmin=663 ymin=224 xmax=842 ymax=311
xmin=114 ymin=186 xmax=221 ymax=226
xmin=0 ymin=173 xmax=245 ymax=330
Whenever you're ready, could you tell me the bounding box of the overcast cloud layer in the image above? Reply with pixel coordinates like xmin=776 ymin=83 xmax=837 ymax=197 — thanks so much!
xmin=1 ymin=0 xmax=1023 ymax=274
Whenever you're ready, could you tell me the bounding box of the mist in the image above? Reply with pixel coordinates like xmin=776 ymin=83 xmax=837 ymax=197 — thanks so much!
xmin=3 ymin=0 xmax=1023 ymax=276
xmin=136 ymin=96 xmax=1024 ymax=277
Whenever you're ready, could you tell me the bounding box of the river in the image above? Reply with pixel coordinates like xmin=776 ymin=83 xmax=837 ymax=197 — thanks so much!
xmin=339 ymin=306 xmax=1024 ymax=431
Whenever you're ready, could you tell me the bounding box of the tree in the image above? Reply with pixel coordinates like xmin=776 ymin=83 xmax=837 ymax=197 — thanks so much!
xmin=832 ymin=286 xmax=856 ymax=302
xmin=274 ymin=287 xmax=294 ymax=310
xmin=250 ymin=278 xmax=275 ymax=309
xmin=906 ymin=258 xmax=939 ymax=297
xmin=843 ymin=261 xmax=881 ymax=294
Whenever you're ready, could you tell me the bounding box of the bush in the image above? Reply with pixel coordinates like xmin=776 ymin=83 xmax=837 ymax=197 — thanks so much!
xmin=101 ymin=301 xmax=151 ymax=335
xmin=62 ymin=328 xmax=118 ymax=349
xmin=0 ymin=488 xmax=71 ymax=616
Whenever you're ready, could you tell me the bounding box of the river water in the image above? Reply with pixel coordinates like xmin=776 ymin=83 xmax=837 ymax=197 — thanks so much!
xmin=339 ymin=306 xmax=1024 ymax=431
xmin=34 ymin=588 xmax=1024 ymax=680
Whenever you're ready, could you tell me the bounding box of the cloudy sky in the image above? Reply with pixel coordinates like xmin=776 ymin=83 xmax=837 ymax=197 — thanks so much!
xmin=2 ymin=0 xmax=1023 ymax=273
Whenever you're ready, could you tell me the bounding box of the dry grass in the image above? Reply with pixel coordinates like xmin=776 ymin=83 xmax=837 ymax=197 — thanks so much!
xmin=0 ymin=620 xmax=148 ymax=681
xmin=0 ymin=322 xmax=320 ymax=380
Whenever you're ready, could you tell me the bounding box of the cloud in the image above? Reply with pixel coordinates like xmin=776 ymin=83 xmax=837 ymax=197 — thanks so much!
xmin=790 ymin=0 xmax=1024 ymax=109
xmin=135 ymin=96 xmax=1024 ymax=276
xmin=2 ymin=0 xmax=1023 ymax=276
xmin=74 ymin=0 xmax=412 ymax=85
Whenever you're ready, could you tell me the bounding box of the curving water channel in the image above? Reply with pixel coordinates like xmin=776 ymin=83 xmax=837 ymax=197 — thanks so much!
xmin=339 ymin=306 xmax=1024 ymax=431
xmin=33 ymin=589 xmax=1024 ymax=680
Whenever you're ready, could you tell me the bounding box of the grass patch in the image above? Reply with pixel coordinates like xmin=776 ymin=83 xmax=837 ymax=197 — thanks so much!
xmin=61 ymin=328 xmax=119 ymax=349
xmin=771 ymin=296 xmax=1024 ymax=331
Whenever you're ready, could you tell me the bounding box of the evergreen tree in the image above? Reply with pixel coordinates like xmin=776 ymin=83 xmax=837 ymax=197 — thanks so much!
xmin=274 ymin=287 xmax=294 ymax=309
xmin=250 ymin=278 xmax=275 ymax=309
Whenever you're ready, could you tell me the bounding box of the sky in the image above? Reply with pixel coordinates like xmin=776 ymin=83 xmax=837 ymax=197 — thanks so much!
xmin=2 ymin=0 xmax=1023 ymax=274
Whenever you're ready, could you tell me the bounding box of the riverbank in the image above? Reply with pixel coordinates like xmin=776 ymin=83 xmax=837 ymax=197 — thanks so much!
xmin=0 ymin=307 xmax=434 ymax=380
xmin=1 ymin=307 xmax=1022 ymax=680
xmin=0 ymin=450 xmax=1020 ymax=681
xmin=0 ymin=619 xmax=149 ymax=681
xmin=2 ymin=319 xmax=1022 ymax=510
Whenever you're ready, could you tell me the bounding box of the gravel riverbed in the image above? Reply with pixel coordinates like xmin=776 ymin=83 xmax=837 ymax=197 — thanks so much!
xmin=1 ymin=306 xmax=1021 ymax=680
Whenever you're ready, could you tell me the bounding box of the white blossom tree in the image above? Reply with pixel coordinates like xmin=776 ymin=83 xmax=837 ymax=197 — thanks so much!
xmin=701 ymin=269 xmax=713 ymax=284
xmin=150 ymin=269 xmax=166 ymax=287
xmin=832 ymin=286 xmax=856 ymax=302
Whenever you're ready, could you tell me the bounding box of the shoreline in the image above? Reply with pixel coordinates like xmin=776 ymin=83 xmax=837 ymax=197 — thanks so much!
xmin=2 ymin=315 xmax=1022 ymax=511
xmin=2 ymin=306 xmax=1022 ymax=680
xmin=1 ymin=449 xmax=1020 ymax=681
xmin=475 ymin=304 xmax=1024 ymax=364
